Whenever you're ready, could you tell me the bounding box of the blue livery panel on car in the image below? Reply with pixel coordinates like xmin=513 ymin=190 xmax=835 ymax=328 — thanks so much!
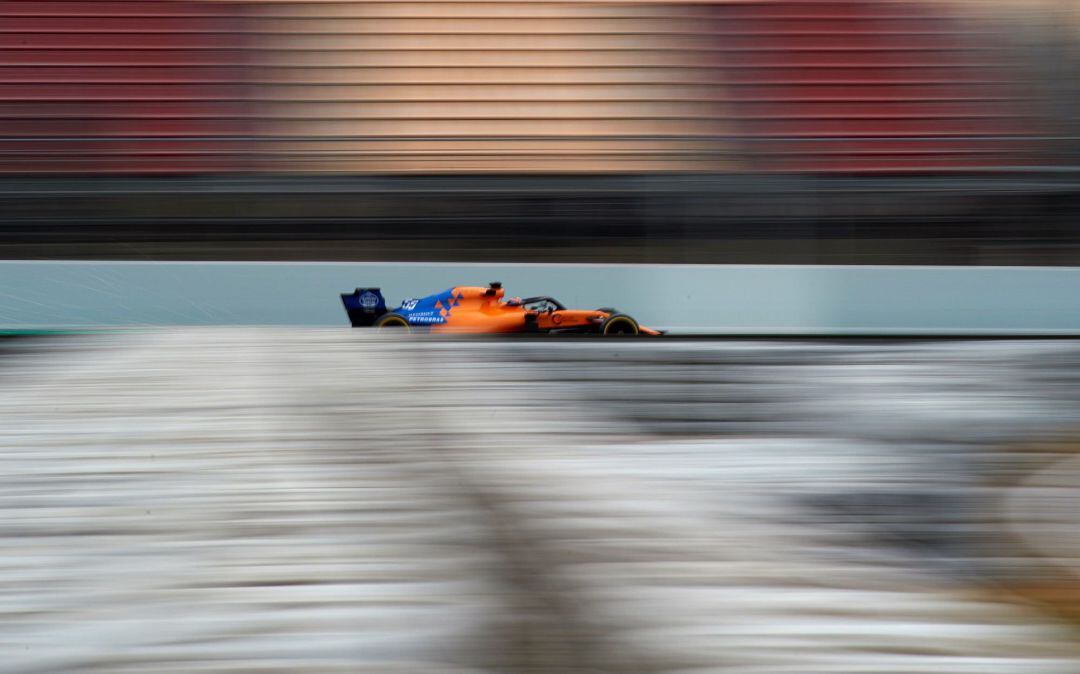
xmin=395 ymin=287 xmax=462 ymax=325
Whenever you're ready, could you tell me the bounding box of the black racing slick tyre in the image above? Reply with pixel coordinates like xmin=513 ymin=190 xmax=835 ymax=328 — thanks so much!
xmin=601 ymin=314 xmax=640 ymax=336
xmin=374 ymin=313 xmax=411 ymax=330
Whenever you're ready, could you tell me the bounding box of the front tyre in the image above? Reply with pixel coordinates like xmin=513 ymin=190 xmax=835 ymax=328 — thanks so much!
xmin=374 ymin=313 xmax=412 ymax=331
xmin=600 ymin=314 xmax=640 ymax=336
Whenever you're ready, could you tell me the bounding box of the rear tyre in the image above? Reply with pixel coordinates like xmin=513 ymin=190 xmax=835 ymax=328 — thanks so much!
xmin=374 ymin=313 xmax=411 ymax=331
xmin=601 ymin=314 xmax=640 ymax=336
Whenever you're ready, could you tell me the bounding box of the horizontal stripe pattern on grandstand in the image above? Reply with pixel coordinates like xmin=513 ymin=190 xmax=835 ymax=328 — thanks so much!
xmin=706 ymin=0 xmax=1038 ymax=171
xmin=0 ymin=0 xmax=1045 ymax=173
xmin=242 ymin=0 xmax=737 ymax=172
xmin=0 ymin=1 xmax=253 ymax=174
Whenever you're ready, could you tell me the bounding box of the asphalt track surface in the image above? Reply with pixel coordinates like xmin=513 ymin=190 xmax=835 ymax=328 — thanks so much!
xmin=3 ymin=331 xmax=1080 ymax=673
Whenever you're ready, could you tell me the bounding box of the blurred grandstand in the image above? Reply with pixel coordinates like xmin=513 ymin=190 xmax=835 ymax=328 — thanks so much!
xmin=1 ymin=0 xmax=1079 ymax=263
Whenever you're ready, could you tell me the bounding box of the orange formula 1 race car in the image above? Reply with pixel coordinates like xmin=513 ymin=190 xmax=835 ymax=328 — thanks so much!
xmin=342 ymin=282 xmax=662 ymax=336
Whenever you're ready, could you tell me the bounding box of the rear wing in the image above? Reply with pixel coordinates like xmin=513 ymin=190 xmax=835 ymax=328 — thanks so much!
xmin=341 ymin=288 xmax=388 ymax=327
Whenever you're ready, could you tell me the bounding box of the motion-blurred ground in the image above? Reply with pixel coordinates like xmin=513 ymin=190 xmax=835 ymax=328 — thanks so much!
xmin=3 ymin=332 xmax=1080 ymax=672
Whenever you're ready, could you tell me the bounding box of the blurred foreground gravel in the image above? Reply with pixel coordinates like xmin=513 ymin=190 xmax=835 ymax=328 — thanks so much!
xmin=3 ymin=330 xmax=1080 ymax=673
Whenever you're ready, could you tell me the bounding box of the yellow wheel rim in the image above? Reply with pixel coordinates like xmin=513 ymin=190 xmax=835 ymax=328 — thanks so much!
xmin=378 ymin=315 xmax=411 ymax=330
xmin=603 ymin=317 xmax=639 ymax=335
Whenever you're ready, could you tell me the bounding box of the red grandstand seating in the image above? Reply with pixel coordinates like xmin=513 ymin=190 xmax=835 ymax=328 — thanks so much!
xmin=705 ymin=0 xmax=1036 ymax=172
xmin=0 ymin=1 xmax=251 ymax=173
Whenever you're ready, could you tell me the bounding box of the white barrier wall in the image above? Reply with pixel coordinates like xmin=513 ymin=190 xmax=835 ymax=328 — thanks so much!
xmin=2 ymin=261 xmax=1080 ymax=334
